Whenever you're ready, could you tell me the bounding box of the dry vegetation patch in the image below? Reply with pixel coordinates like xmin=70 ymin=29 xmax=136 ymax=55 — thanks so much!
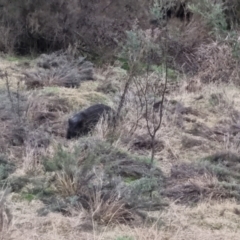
xmin=22 ymin=52 xmax=94 ymax=89
xmin=196 ymin=42 xmax=240 ymax=84
xmin=163 ymin=152 xmax=240 ymax=205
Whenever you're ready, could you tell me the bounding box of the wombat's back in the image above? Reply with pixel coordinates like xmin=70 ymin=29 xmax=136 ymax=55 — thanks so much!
xmin=82 ymin=104 xmax=113 ymax=121
xmin=66 ymin=104 xmax=115 ymax=139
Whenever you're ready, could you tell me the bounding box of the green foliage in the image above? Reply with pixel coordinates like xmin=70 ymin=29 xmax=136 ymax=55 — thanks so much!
xmin=150 ymin=0 xmax=175 ymax=23
xmin=0 ymin=155 xmax=15 ymax=182
xmin=227 ymin=31 xmax=240 ymax=63
xmin=118 ymin=57 xmax=130 ymax=71
xmin=201 ymin=153 xmax=240 ymax=182
xmin=119 ymin=26 xmax=145 ymax=72
xmin=21 ymin=193 xmax=35 ymax=202
xmin=232 ymin=39 xmax=240 ymax=60
xmin=42 ymin=137 xmax=165 ymax=219
xmin=43 ymin=144 xmax=80 ymax=172
xmin=115 ymin=236 xmax=134 ymax=240
xmin=195 ymin=153 xmax=240 ymax=200
xmin=42 ymin=87 xmax=60 ymax=94
xmin=167 ymin=154 xmax=240 ymax=204
xmin=5 ymin=55 xmax=33 ymax=62
xmin=119 ymin=23 xmax=162 ymax=75
xmin=208 ymin=94 xmax=221 ymax=107
xmin=124 ymin=176 xmax=139 ymax=184
xmin=151 ymin=65 xmax=179 ymax=81
xmin=0 ymin=165 xmax=8 ymax=181
xmin=150 ymin=0 xmax=164 ymax=21
xmin=188 ymin=0 xmax=228 ymax=37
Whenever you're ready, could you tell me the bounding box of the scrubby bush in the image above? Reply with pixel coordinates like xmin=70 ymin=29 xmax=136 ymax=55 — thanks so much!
xmin=0 ymin=0 xmax=151 ymax=59
xmin=165 ymin=152 xmax=240 ymax=204
xmin=42 ymin=138 xmax=165 ymax=223
xmin=223 ymin=0 xmax=240 ymax=29
xmin=188 ymin=0 xmax=228 ymax=37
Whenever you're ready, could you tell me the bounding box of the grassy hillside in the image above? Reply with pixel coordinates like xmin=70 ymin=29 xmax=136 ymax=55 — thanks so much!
xmin=1 ymin=1 xmax=240 ymax=240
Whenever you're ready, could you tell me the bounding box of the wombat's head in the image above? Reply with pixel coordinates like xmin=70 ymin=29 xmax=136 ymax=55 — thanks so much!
xmin=66 ymin=114 xmax=84 ymax=139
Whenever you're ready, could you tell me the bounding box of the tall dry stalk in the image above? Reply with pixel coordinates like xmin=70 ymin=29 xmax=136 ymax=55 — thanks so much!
xmin=0 ymin=188 xmax=12 ymax=240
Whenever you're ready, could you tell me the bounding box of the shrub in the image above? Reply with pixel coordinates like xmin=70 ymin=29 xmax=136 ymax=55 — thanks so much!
xmin=165 ymin=152 xmax=240 ymax=204
xmin=43 ymin=138 xmax=165 ymax=223
xmin=0 ymin=0 xmax=151 ymax=59
xmin=188 ymin=0 xmax=228 ymax=37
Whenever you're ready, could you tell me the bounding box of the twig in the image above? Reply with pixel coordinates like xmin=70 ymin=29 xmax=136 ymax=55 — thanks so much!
xmin=4 ymin=71 xmax=15 ymax=114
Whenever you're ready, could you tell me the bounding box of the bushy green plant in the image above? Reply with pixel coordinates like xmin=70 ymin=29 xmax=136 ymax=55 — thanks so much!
xmin=150 ymin=0 xmax=175 ymax=23
xmin=0 ymin=156 xmax=15 ymax=182
xmin=43 ymin=144 xmax=80 ymax=172
xmin=115 ymin=236 xmax=134 ymax=240
xmin=188 ymin=0 xmax=228 ymax=37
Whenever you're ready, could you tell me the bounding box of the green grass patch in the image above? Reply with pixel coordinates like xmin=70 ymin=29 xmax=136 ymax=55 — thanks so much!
xmin=21 ymin=193 xmax=35 ymax=202
xmin=124 ymin=176 xmax=139 ymax=184
xmin=41 ymin=87 xmax=60 ymax=94
xmin=5 ymin=54 xmax=34 ymax=63
xmin=150 ymin=65 xmax=179 ymax=81
xmin=115 ymin=237 xmax=134 ymax=240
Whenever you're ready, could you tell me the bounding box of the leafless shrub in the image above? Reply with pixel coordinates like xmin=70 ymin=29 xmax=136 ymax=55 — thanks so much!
xmin=115 ymin=17 xmax=169 ymax=165
xmin=133 ymin=70 xmax=167 ymax=166
xmin=0 ymin=0 xmax=151 ymax=56
xmin=2 ymin=71 xmax=21 ymax=121
xmin=0 ymin=71 xmax=28 ymax=152
xmin=0 ymin=26 xmax=16 ymax=54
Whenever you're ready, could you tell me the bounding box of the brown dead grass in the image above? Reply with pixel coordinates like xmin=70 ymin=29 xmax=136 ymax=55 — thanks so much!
xmin=115 ymin=76 xmax=240 ymax=176
xmin=2 ymin=43 xmax=240 ymax=239
xmin=5 ymin=193 xmax=240 ymax=240
xmin=196 ymin=41 xmax=240 ymax=84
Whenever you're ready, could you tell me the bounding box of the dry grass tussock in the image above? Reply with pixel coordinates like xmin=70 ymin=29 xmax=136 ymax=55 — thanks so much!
xmin=196 ymin=41 xmax=240 ymax=84
xmin=53 ymin=170 xmax=135 ymax=226
xmin=22 ymin=52 xmax=94 ymax=89
xmin=166 ymin=15 xmax=211 ymax=74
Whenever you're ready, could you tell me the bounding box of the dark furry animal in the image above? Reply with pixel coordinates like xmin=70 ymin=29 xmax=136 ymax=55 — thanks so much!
xmin=66 ymin=104 xmax=115 ymax=139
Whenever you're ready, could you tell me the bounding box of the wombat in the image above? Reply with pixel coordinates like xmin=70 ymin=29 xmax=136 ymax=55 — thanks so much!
xmin=66 ymin=103 xmax=115 ymax=139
